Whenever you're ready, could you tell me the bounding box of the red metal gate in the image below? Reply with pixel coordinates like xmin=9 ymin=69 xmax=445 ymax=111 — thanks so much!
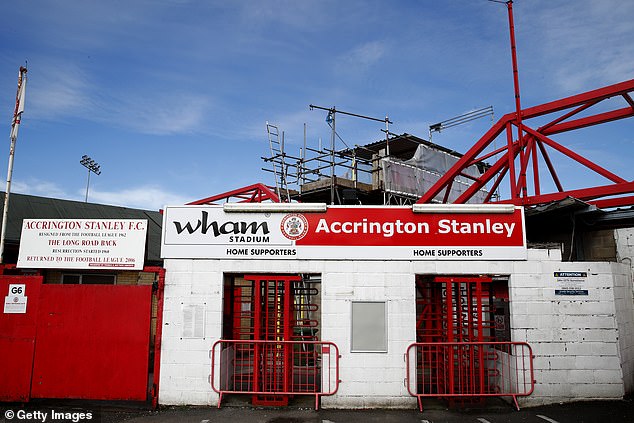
xmin=250 ymin=274 xmax=296 ymax=403
xmin=406 ymin=341 xmax=534 ymax=411
xmin=212 ymin=339 xmax=340 ymax=409
xmin=414 ymin=275 xmax=526 ymax=408
xmin=416 ymin=276 xmax=495 ymax=344
xmin=0 ymin=275 xmax=42 ymax=401
xmin=0 ymin=275 xmax=155 ymax=402
xmin=31 ymin=284 xmax=152 ymax=400
xmin=218 ymin=274 xmax=327 ymax=407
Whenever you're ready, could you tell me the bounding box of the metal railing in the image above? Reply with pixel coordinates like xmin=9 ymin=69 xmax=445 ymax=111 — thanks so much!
xmin=405 ymin=342 xmax=534 ymax=411
xmin=211 ymin=339 xmax=340 ymax=409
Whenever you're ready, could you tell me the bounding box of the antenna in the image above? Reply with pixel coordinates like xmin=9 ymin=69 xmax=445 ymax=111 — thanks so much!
xmin=429 ymin=106 xmax=494 ymax=140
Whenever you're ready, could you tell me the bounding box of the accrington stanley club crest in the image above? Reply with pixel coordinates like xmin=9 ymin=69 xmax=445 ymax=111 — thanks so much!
xmin=280 ymin=213 xmax=308 ymax=241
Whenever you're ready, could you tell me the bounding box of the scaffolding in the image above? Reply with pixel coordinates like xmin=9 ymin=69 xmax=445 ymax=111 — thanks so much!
xmin=265 ymin=122 xmax=291 ymax=202
xmin=263 ymin=117 xmax=491 ymax=205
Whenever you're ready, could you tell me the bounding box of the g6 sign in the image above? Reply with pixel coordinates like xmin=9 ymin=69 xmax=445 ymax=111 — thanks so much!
xmin=9 ymin=284 xmax=25 ymax=296
xmin=4 ymin=283 xmax=28 ymax=314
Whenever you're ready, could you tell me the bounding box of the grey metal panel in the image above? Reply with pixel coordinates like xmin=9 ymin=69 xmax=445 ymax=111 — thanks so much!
xmin=351 ymin=301 xmax=387 ymax=353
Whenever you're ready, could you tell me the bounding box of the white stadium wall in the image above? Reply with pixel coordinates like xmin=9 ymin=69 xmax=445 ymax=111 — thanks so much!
xmin=158 ymin=249 xmax=634 ymax=408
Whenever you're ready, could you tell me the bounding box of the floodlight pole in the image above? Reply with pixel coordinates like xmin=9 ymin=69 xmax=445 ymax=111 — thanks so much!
xmin=506 ymin=0 xmax=524 ymax=198
xmin=85 ymin=170 xmax=91 ymax=202
xmin=488 ymin=0 xmax=523 ymax=199
xmin=80 ymin=155 xmax=101 ymax=202
xmin=0 ymin=66 xmax=28 ymax=264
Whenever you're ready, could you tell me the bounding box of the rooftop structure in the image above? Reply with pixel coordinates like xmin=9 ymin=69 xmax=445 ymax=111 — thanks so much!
xmin=0 ymin=192 xmax=163 ymax=265
xmin=264 ymin=130 xmax=491 ymax=206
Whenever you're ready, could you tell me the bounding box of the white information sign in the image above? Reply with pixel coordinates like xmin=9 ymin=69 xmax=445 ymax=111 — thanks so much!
xmin=554 ymin=271 xmax=588 ymax=295
xmin=4 ymin=283 xmax=27 ymax=314
xmin=17 ymin=219 xmax=148 ymax=270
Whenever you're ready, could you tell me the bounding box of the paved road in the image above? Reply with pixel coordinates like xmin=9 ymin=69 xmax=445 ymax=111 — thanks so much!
xmin=3 ymin=399 xmax=633 ymax=423
xmin=120 ymin=400 xmax=634 ymax=423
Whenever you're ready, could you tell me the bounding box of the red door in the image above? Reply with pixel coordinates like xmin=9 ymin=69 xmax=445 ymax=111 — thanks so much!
xmin=0 ymin=276 xmax=42 ymax=401
xmin=30 ymin=284 xmax=152 ymax=400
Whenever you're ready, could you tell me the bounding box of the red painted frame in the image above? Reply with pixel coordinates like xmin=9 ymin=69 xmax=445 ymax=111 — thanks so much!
xmin=405 ymin=341 xmax=535 ymax=412
xmin=188 ymin=183 xmax=280 ymax=205
xmin=144 ymin=266 xmax=166 ymax=409
xmin=418 ymin=79 xmax=634 ymax=207
xmin=245 ymin=274 xmax=298 ymax=406
xmin=416 ymin=79 xmax=634 ymax=206
xmin=211 ymin=339 xmax=341 ymax=410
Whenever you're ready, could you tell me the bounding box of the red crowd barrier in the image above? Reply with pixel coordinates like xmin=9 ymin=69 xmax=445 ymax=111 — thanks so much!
xmin=211 ymin=339 xmax=340 ymax=409
xmin=405 ymin=341 xmax=535 ymax=411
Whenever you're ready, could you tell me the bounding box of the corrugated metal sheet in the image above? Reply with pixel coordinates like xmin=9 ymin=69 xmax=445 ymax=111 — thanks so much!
xmin=0 ymin=192 xmax=163 ymax=264
xmin=340 ymin=133 xmax=465 ymax=161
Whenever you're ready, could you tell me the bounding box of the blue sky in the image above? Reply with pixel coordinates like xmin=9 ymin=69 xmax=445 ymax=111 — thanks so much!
xmin=1 ymin=0 xmax=633 ymax=210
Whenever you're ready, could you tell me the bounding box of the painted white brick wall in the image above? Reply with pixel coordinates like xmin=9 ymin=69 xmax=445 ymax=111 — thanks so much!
xmin=158 ymin=259 xmax=222 ymax=405
xmin=158 ymin=258 xmax=418 ymax=407
xmin=511 ymin=259 xmax=631 ymax=406
xmin=158 ymin=248 xmax=634 ymax=408
xmin=614 ymin=229 xmax=634 ymax=395
xmin=319 ymin=262 xmax=417 ymax=409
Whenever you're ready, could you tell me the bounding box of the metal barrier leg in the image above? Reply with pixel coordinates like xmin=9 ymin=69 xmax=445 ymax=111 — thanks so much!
xmin=512 ymin=395 xmax=520 ymax=411
xmin=217 ymin=392 xmax=223 ymax=409
xmin=418 ymin=396 xmax=424 ymax=412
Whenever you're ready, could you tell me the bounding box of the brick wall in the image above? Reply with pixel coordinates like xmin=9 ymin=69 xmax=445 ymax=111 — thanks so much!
xmin=614 ymin=228 xmax=634 ymax=394
xmin=510 ymin=251 xmax=632 ymax=405
xmin=158 ymin=251 xmax=634 ymax=407
xmin=581 ymin=229 xmax=617 ymax=261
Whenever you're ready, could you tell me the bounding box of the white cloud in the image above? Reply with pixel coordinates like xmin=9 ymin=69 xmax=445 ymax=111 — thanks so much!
xmin=27 ymin=61 xmax=96 ymax=121
xmin=11 ymin=180 xmax=71 ymax=200
xmin=238 ymin=0 xmax=336 ymax=30
xmin=87 ymin=186 xmax=192 ymax=210
xmin=336 ymin=41 xmax=388 ymax=75
xmin=25 ymin=59 xmax=211 ymax=136
xmin=99 ymin=91 xmax=211 ymax=136
xmin=11 ymin=178 xmax=190 ymax=211
xmin=525 ymin=0 xmax=634 ymax=93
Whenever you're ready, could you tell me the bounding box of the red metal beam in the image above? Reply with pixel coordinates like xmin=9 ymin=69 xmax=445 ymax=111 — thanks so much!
xmin=590 ymin=195 xmax=634 ymax=209
xmin=541 ymin=107 xmax=634 ymax=135
xmin=416 ymin=78 xmax=634 ymax=207
xmin=187 ymin=183 xmax=281 ymax=205
xmin=494 ymin=181 xmax=634 ymax=206
xmin=521 ymin=79 xmax=634 ymax=119
xmin=455 ymin=145 xmax=518 ymax=203
xmin=535 ymin=138 xmax=563 ymax=192
xmin=523 ymin=126 xmax=627 ymax=184
xmin=418 ymin=115 xmax=511 ymax=203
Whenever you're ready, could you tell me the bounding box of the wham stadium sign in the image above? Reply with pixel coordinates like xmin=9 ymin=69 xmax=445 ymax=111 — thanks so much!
xmin=161 ymin=205 xmax=527 ymax=260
